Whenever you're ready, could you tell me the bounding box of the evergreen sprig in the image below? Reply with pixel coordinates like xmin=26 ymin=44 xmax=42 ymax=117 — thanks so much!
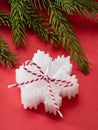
xmin=10 ymin=0 xmax=27 ymax=47
xmin=26 ymin=3 xmax=59 ymax=44
xmin=56 ymin=0 xmax=98 ymax=18
xmin=0 ymin=0 xmax=98 ymax=73
xmin=0 ymin=36 xmax=17 ymax=67
xmin=48 ymin=1 xmax=89 ymax=73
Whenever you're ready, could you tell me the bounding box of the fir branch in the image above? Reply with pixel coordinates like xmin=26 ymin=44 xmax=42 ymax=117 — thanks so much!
xmin=10 ymin=0 xmax=27 ymax=47
xmin=76 ymin=0 xmax=98 ymax=18
xmin=0 ymin=11 xmax=11 ymax=27
xmin=0 ymin=36 xmax=17 ymax=67
xmin=48 ymin=1 xmax=89 ymax=73
xmin=1 ymin=0 xmax=98 ymax=73
xmin=28 ymin=18 xmax=59 ymax=44
xmin=56 ymin=0 xmax=98 ymax=20
xmin=73 ymin=0 xmax=98 ymax=19
xmin=26 ymin=3 xmax=59 ymax=44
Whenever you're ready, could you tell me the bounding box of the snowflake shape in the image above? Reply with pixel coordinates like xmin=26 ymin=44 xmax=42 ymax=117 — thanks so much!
xmin=8 ymin=50 xmax=79 ymax=118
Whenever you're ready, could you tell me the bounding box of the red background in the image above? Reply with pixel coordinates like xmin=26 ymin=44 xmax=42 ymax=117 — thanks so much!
xmin=0 ymin=1 xmax=98 ymax=130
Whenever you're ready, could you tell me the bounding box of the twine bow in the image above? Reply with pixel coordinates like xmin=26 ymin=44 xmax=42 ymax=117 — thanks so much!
xmin=8 ymin=60 xmax=73 ymax=118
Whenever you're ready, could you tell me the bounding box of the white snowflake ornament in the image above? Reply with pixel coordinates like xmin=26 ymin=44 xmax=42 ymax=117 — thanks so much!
xmin=8 ymin=50 xmax=79 ymax=118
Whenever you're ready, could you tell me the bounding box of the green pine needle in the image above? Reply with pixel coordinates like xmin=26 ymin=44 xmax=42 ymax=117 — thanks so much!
xmin=0 ymin=36 xmax=17 ymax=67
xmin=0 ymin=11 xmax=11 ymax=27
xmin=10 ymin=0 xmax=27 ymax=47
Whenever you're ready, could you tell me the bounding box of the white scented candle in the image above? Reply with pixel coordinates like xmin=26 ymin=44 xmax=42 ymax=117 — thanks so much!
xmin=8 ymin=50 xmax=79 ymax=118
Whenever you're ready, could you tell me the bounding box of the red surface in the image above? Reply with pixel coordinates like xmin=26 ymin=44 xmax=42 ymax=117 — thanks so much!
xmin=0 ymin=1 xmax=98 ymax=130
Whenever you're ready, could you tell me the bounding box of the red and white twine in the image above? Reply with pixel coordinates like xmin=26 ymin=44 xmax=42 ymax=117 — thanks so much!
xmin=8 ymin=60 xmax=73 ymax=118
